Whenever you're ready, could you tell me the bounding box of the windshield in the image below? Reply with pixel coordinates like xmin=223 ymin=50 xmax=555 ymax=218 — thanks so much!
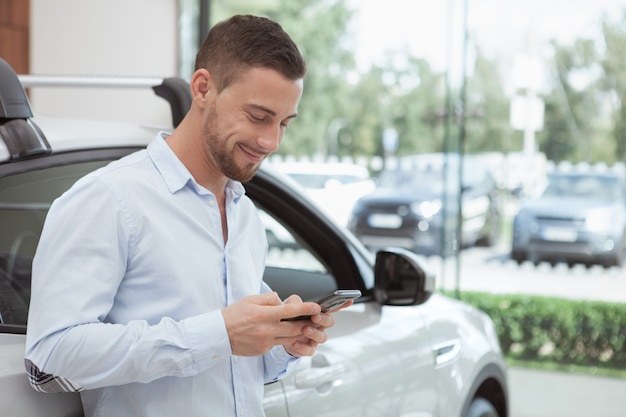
xmin=542 ymin=174 xmax=623 ymax=200
xmin=377 ymin=169 xmax=447 ymax=193
xmin=287 ymin=173 xmax=366 ymax=189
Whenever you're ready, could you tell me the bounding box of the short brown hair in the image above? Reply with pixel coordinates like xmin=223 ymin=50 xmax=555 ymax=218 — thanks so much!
xmin=194 ymin=14 xmax=306 ymax=92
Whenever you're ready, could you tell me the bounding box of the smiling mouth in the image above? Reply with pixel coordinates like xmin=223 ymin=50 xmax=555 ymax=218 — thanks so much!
xmin=239 ymin=144 xmax=268 ymax=163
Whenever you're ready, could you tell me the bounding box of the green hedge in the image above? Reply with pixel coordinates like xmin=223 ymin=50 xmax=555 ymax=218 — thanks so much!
xmin=450 ymin=291 xmax=626 ymax=370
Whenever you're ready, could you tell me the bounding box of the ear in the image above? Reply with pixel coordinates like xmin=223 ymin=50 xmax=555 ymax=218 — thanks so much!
xmin=190 ymin=69 xmax=213 ymax=102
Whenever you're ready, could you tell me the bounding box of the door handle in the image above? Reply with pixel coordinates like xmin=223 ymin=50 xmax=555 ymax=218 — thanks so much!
xmin=294 ymin=363 xmax=345 ymax=389
xmin=433 ymin=339 xmax=461 ymax=366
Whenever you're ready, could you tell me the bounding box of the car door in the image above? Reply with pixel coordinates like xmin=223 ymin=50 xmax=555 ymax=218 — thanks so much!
xmin=259 ymin=221 xmax=437 ymax=417
xmin=259 ymin=221 xmax=438 ymax=416
xmin=250 ymin=174 xmax=438 ymax=417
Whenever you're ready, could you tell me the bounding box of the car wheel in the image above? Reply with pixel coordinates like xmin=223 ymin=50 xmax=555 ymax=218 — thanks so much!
xmin=465 ymin=397 xmax=500 ymax=417
xmin=477 ymin=221 xmax=499 ymax=247
xmin=511 ymin=249 xmax=526 ymax=264
xmin=608 ymin=235 xmax=626 ymax=267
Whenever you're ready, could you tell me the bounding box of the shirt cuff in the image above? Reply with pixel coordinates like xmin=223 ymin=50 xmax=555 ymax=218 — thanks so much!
xmin=183 ymin=310 xmax=232 ymax=369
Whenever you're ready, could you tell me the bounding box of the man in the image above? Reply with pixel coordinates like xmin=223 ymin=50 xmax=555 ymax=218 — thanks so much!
xmin=25 ymin=14 xmax=347 ymax=417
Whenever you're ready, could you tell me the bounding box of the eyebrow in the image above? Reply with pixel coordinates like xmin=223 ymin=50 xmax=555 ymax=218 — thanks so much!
xmin=247 ymin=103 xmax=298 ymax=120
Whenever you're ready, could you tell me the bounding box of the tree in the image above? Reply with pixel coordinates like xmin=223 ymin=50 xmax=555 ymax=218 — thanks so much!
xmin=211 ymin=0 xmax=453 ymax=159
xmin=211 ymin=1 xmax=620 ymax=162
xmin=536 ymin=37 xmax=615 ymax=163
xmin=463 ymin=48 xmax=513 ymax=154
xmin=600 ymin=10 xmax=626 ymax=162
xmin=541 ymin=40 xmax=591 ymax=162
xmin=382 ymin=54 xmax=447 ymax=155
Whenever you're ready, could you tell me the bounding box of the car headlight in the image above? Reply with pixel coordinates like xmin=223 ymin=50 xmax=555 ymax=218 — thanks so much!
xmin=411 ymin=200 xmax=442 ymax=219
xmin=586 ymin=210 xmax=613 ymax=231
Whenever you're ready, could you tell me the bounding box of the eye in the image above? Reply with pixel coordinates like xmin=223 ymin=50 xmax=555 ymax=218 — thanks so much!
xmin=281 ymin=117 xmax=295 ymax=129
xmin=249 ymin=113 xmax=265 ymax=123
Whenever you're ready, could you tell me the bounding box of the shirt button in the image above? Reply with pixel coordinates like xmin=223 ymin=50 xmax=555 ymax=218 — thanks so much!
xmin=208 ymin=200 xmax=215 ymax=207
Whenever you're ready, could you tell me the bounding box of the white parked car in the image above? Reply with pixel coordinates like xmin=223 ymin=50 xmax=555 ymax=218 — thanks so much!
xmin=0 ymin=58 xmax=508 ymax=417
xmin=270 ymin=160 xmax=376 ymax=227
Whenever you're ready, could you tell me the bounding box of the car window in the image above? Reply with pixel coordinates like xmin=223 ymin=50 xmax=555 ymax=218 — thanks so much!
xmin=286 ymin=173 xmax=330 ymax=189
xmin=259 ymin=208 xmax=337 ymax=301
xmin=378 ymin=169 xmax=446 ymax=192
xmin=543 ymin=174 xmax=623 ymax=200
xmin=287 ymin=173 xmax=368 ymax=189
xmin=0 ymin=160 xmax=110 ymax=327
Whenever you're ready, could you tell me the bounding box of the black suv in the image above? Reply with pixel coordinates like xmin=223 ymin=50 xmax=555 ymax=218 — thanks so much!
xmin=349 ymin=153 xmax=502 ymax=257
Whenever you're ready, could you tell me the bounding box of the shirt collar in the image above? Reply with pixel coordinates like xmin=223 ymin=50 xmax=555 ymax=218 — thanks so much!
xmin=147 ymin=132 xmax=246 ymax=202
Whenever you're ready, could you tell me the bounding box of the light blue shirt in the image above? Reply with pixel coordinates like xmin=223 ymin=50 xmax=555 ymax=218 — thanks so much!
xmin=25 ymin=133 xmax=297 ymax=417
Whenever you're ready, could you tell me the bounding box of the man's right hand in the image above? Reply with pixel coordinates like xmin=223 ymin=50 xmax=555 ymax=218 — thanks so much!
xmin=221 ymin=292 xmax=321 ymax=356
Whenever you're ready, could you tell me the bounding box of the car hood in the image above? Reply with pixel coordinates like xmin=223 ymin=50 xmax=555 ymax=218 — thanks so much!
xmin=520 ymin=197 xmax=624 ymax=217
xmin=359 ymin=187 xmax=442 ymax=205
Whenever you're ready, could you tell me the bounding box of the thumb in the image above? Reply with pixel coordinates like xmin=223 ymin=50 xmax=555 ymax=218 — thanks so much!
xmin=251 ymin=291 xmax=284 ymax=306
xmin=283 ymin=294 xmax=304 ymax=304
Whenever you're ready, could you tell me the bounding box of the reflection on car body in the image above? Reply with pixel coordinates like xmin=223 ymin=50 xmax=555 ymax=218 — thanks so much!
xmin=0 ymin=58 xmax=508 ymax=417
xmin=511 ymin=167 xmax=626 ymax=267
xmin=349 ymin=153 xmax=502 ymax=257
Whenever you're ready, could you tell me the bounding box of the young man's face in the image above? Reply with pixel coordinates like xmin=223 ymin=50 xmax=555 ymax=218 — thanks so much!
xmin=203 ymin=67 xmax=303 ymax=182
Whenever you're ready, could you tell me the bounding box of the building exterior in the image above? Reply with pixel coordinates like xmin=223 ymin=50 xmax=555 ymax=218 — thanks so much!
xmin=1 ymin=0 xmax=179 ymax=126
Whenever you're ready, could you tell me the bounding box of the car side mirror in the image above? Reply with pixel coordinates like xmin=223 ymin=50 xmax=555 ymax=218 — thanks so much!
xmin=374 ymin=248 xmax=435 ymax=306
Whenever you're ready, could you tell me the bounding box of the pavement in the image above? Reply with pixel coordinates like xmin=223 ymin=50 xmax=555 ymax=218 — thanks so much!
xmin=508 ymin=367 xmax=626 ymax=417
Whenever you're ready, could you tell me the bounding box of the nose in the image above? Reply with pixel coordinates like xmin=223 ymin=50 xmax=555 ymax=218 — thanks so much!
xmin=257 ymin=124 xmax=283 ymax=153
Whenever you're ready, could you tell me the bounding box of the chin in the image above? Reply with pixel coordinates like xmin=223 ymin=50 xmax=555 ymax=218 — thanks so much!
xmin=234 ymin=164 xmax=259 ymax=183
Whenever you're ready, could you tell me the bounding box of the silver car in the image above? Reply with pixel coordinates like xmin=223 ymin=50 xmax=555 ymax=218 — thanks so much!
xmin=511 ymin=169 xmax=626 ymax=267
xmin=0 ymin=58 xmax=508 ymax=417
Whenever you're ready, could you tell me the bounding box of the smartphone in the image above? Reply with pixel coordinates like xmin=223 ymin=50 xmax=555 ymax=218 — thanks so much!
xmin=282 ymin=289 xmax=362 ymax=321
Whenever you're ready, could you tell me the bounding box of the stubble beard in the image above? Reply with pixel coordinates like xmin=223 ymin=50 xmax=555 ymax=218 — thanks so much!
xmin=203 ymin=109 xmax=260 ymax=183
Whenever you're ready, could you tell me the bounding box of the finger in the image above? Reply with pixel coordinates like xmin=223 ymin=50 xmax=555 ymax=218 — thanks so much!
xmin=310 ymin=312 xmax=334 ymax=329
xmin=284 ymin=341 xmax=317 ymax=357
xmin=283 ymin=332 xmax=321 ymax=357
xmin=275 ymin=301 xmax=321 ymax=322
xmin=257 ymin=291 xmax=284 ymax=306
xmin=303 ymin=325 xmax=328 ymax=344
xmin=280 ymin=326 xmax=327 ymax=344
xmin=290 ymin=340 xmax=319 ymax=357
xmin=283 ymin=294 xmax=303 ymax=304
xmin=243 ymin=293 xmax=320 ymax=322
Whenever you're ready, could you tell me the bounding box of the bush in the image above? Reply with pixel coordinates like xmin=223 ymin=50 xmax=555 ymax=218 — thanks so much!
xmin=453 ymin=291 xmax=626 ymax=370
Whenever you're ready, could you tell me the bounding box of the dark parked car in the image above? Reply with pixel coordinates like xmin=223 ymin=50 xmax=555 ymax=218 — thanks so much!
xmin=511 ymin=169 xmax=626 ymax=267
xmin=349 ymin=153 xmax=502 ymax=257
xmin=0 ymin=58 xmax=508 ymax=417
